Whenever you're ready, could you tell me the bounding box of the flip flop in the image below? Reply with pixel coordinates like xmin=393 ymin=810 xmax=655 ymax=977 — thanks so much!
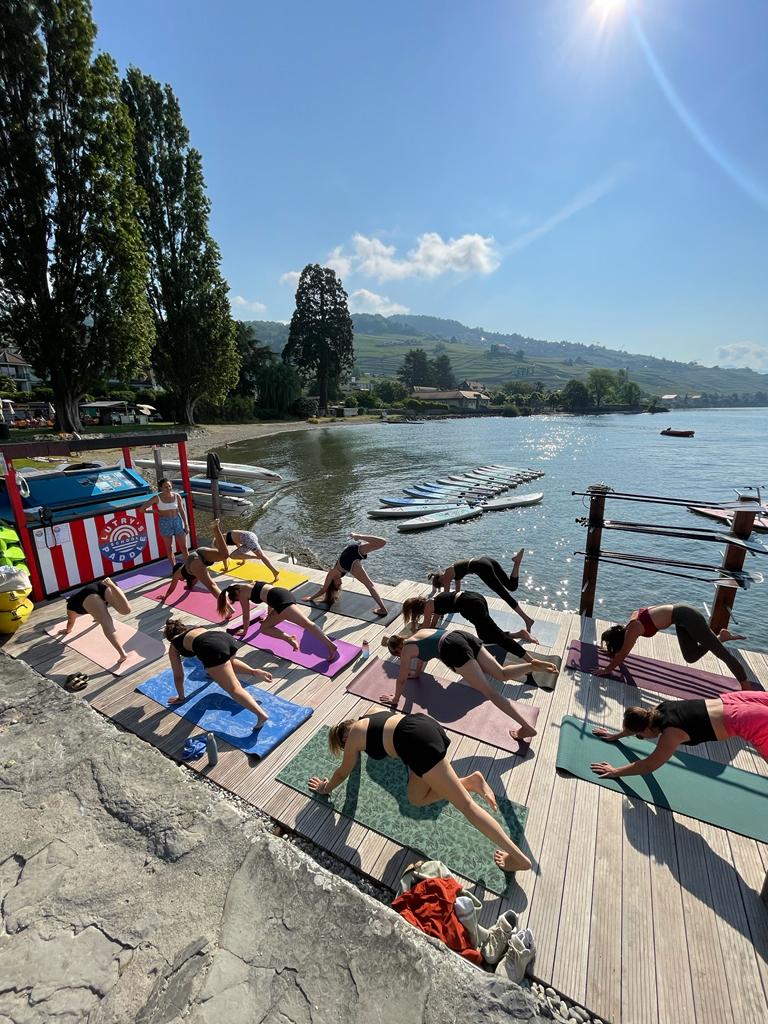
xmin=64 ymin=672 xmax=88 ymax=692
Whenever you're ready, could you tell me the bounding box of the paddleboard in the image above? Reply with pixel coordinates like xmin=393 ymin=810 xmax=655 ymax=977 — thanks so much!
xmin=481 ymin=491 xmax=544 ymax=511
xmin=171 ymin=477 xmax=254 ymax=495
xmin=380 ymin=495 xmax=462 ymax=507
xmin=190 ymin=492 xmax=253 ymax=511
xmin=368 ymin=504 xmax=459 ymax=519
xmin=397 ymin=505 xmax=483 ymax=532
xmin=689 ymin=507 xmax=768 ymax=533
xmin=135 ymin=457 xmax=281 ymax=481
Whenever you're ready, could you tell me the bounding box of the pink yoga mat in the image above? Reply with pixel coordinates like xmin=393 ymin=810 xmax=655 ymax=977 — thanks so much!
xmin=46 ymin=618 xmax=166 ymax=676
xmin=144 ymin=584 xmax=225 ymax=623
xmin=565 ymin=640 xmax=756 ymax=699
xmin=345 ymin=657 xmax=539 ymax=754
xmin=231 ymin=618 xmax=361 ymax=678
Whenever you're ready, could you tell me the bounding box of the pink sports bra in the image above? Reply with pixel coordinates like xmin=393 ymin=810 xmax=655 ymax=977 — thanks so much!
xmin=636 ymin=607 xmax=658 ymax=638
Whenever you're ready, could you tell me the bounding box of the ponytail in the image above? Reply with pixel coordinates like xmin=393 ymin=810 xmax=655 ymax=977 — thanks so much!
xmin=427 ymin=571 xmax=443 ymax=591
xmin=382 ymin=633 xmax=405 ymax=657
xmin=327 ymin=577 xmax=342 ymax=605
xmin=328 ymin=719 xmax=354 ymax=757
xmin=164 ymin=616 xmax=191 ymax=641
xmin=216 ymin=585 xmax=239 ymax=619
xmin=402 ymin=596 xmax=427 ymax=629
xmin=601 ymin=624 xmax=626 ymax=656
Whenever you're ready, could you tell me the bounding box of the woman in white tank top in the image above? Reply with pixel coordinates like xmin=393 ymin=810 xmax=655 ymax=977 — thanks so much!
xmin=142 ymin=478 xmax=189 ymax=564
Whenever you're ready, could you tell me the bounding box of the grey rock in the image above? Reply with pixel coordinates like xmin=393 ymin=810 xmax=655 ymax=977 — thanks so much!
xmin=545 ymin=987 xmax=557 ymax=998
xmin=570 ymin=1007 xmax=590 ymax=1022
xmin=0 ymin=656 xmax=550 ymax=1024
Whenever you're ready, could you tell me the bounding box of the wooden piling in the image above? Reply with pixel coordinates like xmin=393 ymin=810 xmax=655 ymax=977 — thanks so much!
xmin=579 ymin=485 xmax=610 ymax=617
xmin=709 ymin=505 xmax=757 ymax=634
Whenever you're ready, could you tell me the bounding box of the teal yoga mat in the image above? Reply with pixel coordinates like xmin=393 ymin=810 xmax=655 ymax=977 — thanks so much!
xmin=556 ymin=715 xmax=768 ymax=843
xmin=277 ymin=727 xmax=528 ymax=894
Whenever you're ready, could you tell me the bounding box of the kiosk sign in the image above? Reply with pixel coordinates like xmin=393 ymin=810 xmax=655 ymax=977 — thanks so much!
xmin=98 ymin=514 xmax=148 ymax=564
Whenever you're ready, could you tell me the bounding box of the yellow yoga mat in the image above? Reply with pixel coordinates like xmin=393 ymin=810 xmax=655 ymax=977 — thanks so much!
xmin=210 ymin=559 xmax=308 ymax=589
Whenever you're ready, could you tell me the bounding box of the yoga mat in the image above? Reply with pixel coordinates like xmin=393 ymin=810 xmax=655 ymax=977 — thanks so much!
xmin=556 ymin=715 xmax=768 ymax=843
xmin=46 ymin=618 xmax=165 ymax=676
xmin=230 ymin=618 xmax=361 ymax=678
xmin=144 ymin=584 xmax=225 ymax=623
xmin=565 ymin=640 xmax=757 ymax=699
xmin=115 ymin=562 xmax=172 ymax=589
xmin=137 ymin=661 xmax=313 ymax=757
xmin=345 ymin=657 xmax=538 ymax=753
xmin=446 ymin=611 xmax=560 ymax=649
xmin=291 ymin=581 xmax=402 ymax=625
xmin=277 ymin=727 xmax=528 ymax=895
xmin=210 ymin=560 xmax=307 ymax=589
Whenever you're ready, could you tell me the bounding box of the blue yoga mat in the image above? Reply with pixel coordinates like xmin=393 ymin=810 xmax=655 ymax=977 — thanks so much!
xmin=137 ymin=662 xmax=313 ymax=757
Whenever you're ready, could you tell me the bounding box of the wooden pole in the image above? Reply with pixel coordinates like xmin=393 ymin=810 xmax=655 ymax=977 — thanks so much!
xmin=709 ymin=506 xmax=757 ymax=634
xmin=177 ymin=441 xmax=198 ymax=548
xmin=579 ymin=485 xmax=610 ymax=617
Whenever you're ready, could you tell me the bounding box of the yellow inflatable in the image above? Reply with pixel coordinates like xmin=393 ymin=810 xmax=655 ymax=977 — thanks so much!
xmin=0 ymin=597 xmax=33 ymax=634
xmin=0 ymin=588 xmax=31 ymax=612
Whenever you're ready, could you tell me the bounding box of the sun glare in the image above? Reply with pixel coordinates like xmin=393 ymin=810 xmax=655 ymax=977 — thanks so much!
xmin=591 ymin=0 xmax=626 ymax=23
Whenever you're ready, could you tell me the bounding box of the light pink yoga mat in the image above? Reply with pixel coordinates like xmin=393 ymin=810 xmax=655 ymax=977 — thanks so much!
xmin=345 ymin=657 xmax=539 ymax=753
xmin=46 ymin=618 xmax=166 ymax=676
xmin=144 ymin=584 xmax=225 ymax=623
xmin=230 ymin=618 xmax=361 ymax=678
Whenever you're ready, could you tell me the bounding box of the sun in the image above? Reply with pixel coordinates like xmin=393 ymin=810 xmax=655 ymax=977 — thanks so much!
xmin=591 ymin=0 xmax=627 ymax=20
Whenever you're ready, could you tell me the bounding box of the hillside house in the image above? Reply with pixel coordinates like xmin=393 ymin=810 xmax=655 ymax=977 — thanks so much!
xmin=411 ymin=386 xmax=491 ymax=411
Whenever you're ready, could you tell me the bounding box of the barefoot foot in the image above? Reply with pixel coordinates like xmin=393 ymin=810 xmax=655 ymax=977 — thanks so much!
xmin=719 ymin=628 xmax=746 ymax=642
xmin=494 ymin=849 xmax=519 ymax=872
xmin=510 ymin=723 xmax=537 ymax=742
xmin=463 ymin=770 xmax=498 ymax=811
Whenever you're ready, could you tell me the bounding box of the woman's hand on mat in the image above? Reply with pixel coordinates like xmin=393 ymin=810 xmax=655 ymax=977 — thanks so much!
xmin=309 ymin=776 xmax=330 ymax=794
xmin=591 ymin=761 xmax=620 ymax=778
xmin=592 ymin=727 xmax=619 ymax=741
xmin=380 ymin=692 xmax=399 ymax=707
xmin=168 ymin=696 xmax=185 ymax=705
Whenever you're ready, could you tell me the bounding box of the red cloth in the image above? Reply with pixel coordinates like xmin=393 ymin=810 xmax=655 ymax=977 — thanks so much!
xmin=392 ymin=876 xmax=483 ymax=964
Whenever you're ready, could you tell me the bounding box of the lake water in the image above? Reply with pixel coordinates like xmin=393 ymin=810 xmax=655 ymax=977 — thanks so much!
xmin=215 ymin=408 xmax=768 ymax=650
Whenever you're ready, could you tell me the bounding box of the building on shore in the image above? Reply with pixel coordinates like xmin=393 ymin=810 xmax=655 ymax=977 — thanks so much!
xmin=411 ymin=385 xmax=491 ymax=411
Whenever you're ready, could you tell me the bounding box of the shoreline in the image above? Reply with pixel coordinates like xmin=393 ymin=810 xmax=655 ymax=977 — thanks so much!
xmin=184 ymin=414 xmax=379 ymax=460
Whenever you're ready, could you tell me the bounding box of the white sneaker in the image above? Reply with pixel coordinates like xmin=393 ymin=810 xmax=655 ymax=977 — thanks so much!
xmin=496 ymin=933 xmax=534 ymax=983
xmin=480 ymin=909 xmax=518 ymax=966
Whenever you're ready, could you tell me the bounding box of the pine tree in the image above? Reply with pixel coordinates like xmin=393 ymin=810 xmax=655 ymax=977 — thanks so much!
xmin=432 ymin=353 xmax=456 ymax=389
xmin=121 ymin=67 xmax=238 ymax=425
xmin=397 ymin=349 xmax=432 ymax=390
xmin=282 ymin=265 xmax=354 ymax=414
xmin=0 ymin=0 xmax=154 ymax=431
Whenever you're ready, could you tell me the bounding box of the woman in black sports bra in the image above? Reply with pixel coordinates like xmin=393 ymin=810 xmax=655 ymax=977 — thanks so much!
xmin=164 ymin=617 xmax=273 ymax=725
xmin=160 ymin=519 xmax=229 ymax=603
xmin=306 ymin=533 xmax=388 ymax=616
xmin=216 ymin=582 xmax=339 ymax=661
xmin=58 ymin=577 xmax=133 ymax=666
xmin=428 ymin=550 xmax=534 ymax=632
xmin=307 ymin=711 xmax=532 ymax=874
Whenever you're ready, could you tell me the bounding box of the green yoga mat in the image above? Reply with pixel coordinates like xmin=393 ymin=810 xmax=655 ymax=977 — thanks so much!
xmin=556 ymin=715 xmax=768 ymax=843
xmin=277 ymin=727 xmax=528 ymax=895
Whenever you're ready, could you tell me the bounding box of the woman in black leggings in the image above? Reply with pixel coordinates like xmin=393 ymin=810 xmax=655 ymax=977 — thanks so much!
xmin=428 ymin=550 xmax=534 ymax=631
xmin=161 ymin=519 xmax=229 ymax=602
xmin=307 ymin=533 xmax=388 ymax=616
xmin=164 ymin=618 xmax=273 ymax=726
xmin=217 ymin=582 xmax=338 ymax=661
xmin=402 ymin=592 xmax=557 ymax=675
xmin=600 ymin=603 xmax=749 ymax=687
xmin=307 ymin=710 xmax=531 ymax=873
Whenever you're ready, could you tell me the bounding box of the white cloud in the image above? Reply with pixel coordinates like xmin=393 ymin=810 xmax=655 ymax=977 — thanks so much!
xmin=325 ymin=246 xmax=352 ymax=278
xmin=715 ymin=343 xmax=768 ymax=371
xmin=349 ymin=289 xmax=410 ymax=316
xmin=279 ymin=270 xmax=301 ymax=287
xmin=348 ymin=231 xmax=500 ymax=281
xmin=232 ymin=295 xmax=266 ymax=314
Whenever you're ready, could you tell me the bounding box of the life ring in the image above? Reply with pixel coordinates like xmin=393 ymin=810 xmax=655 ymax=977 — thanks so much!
xmin=17 ymin=476 xmax=30 ymax=499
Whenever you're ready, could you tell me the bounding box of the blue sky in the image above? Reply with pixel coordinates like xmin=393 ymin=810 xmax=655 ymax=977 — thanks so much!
xmin=92 ymin=0 xmax=768 ymax=369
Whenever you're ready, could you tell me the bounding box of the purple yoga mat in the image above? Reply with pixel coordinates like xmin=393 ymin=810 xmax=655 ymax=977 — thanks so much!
xmin=345 ymin=657 xmax=539 ymax=754
xmin=115 ymin=562 xmax=173 ymax=589
xmin=565 ymin=640 xmax=756 ymax=699
xmin=231 ymin=618 xmax=361 ymax=678
xmin=144 ymin=583 xmax=225 ymax=622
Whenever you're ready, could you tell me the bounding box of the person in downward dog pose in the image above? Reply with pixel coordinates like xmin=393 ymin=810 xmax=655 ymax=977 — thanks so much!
xmin=216 ymin=581 xmax=338 ymax=661
xmin=307 ymin=533 xmax=388 ymax=616
xmin=222 ymin=529 xmax=279 ymax=580
xmin=308 ymin=710 xmax=532 ymax=873
xmin=381 ymin=628 xmax=539 ymax=742
xmin=600 ymin=603 xmax=750 ymax=688
xmin=164 ymin=617 xmax=273 ymax=727
xmin=402 ymin=591 xmax=558 ymax=676
xmin=59 ymin=578 xmax=133 ymax=665
xmin=590 ymin=692 xmax=768 ymax=777
xmin=160 ymin=519 xmax=230 ymax=602
xmin=428 ymin=551 xmax=534 ymax=632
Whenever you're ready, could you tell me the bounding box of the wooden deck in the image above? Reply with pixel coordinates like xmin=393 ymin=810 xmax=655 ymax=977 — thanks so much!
xmin=4 ymin=555 xmax=768 ymax=1024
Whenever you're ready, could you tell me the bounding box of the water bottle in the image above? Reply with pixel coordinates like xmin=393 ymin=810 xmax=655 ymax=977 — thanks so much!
xmin=206 ymin=732 xmax=219 ymax=766
xmin=361 ymin=639 xmax=370 ymax=659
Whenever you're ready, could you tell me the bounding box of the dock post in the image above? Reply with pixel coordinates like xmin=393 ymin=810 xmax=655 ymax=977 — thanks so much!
xmin=579 ymin=484 xmax=610 ymax=618
xmin=152 ymin=446 xmax=164 ymax=486
xmin=709 ymin=505 xmax=757 ymax=634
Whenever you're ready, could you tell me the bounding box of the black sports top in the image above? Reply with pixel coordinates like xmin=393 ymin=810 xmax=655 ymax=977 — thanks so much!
xmin=433 ymin=591 xmax=459 ymax=616
xmin=363 ymin=710 xmax=397 ymax=759
xmin=250 ymin=582 xmax=295 ymax=612
xmin=170 ymin=629 xmax=196 ymax=657
xmin=251 ymin=581 xmax=267 ymax=603
xmin=452 ymin=558 xmax=472 ymax=581
xmin=655 ymin=699 xmax=716 ymax=746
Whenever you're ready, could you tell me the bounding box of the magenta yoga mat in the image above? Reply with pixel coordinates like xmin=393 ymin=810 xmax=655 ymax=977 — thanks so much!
xmin=231 ymin=618 xmax=361 ymax=678
xmin=565 ymin=640 xmax=758 ymax=699
xmin=144 ymin=584 xmax=225 ymax=623
xmin=345 ymin=657 xmax=539 ymax=754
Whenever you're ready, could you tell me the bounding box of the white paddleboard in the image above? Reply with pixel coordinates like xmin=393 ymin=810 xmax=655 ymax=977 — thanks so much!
xmin=135 ymin=457 xmax=281 ymax=481
xmin=398 ymin=505 xmax=483 ymax=532
xmin=481 ymin=491 xmax=544 ymax=511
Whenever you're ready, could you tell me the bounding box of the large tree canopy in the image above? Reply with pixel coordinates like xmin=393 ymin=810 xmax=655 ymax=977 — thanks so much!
xmin=0 ymin=0 xmax=154 ymax=431
xmin=282 ymin=264 xmax=354 ymax=413
xmin=121 ymin=67 xmax=238 ymax=425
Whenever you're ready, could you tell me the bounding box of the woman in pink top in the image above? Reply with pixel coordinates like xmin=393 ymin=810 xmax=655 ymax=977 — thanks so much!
xmin=599 ymin=603 xmax=749 ymax=687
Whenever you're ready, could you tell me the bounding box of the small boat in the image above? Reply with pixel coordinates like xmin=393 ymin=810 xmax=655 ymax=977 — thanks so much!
xmin=190 ymin=492 xmax=253 ymax=512
xmin=171 ymin=477 xmax=254 ymax=496
xmin=380 ymin=495 xmax=463 ymax=507
xmin=688 ymin=506 xmax=768 ymax=533
xmin=398 ymin=505 xmax=483 ymax=532
xmin=135 ymin=457 xmax=281 ymax=481
xmin=368 ymin=504 xmax=459 ymax=519
xmin=660 ymin=428 xmax=695 ymax=437
xmin=481 ymin=491 xmax=544 ymax=512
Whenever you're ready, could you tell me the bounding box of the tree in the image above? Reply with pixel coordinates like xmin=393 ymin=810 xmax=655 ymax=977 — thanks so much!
xmin=397 ymin=349 xmax=432 ymax=389
xmin=257 ymin=362 xmax=301 ymax=414
xmin=282 ymin=264 xmax=354 ymax=414
xmin=586 ymin=368 xmax=616 ymax=409
xmin=121 ymin=67 xmax=239 ymax=424
xmin=560 ymin=380 xmax=590 ymax=410
xmin=372 ymin=378 xmax=408 ymax=404
xmin=233 ymin=322 xmax=275 ymax=397
xmin=432 ymin=353 xmax=456 ymax=389
xmin=0 ymin=0 xmax=154 ymax=431
xmin=617 ymin=380 xmax=642 ymax=406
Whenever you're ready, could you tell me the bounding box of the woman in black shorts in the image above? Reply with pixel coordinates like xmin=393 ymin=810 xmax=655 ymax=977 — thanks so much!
xmin=402 ymin=591 xmax=558 ymax=675
xmin=60 ymin=577 xmax=133 ymax=665
xmin=307 ymin=533 xmax=388 ymax=616
xmin=428 ymin=550 xmax=534 ymax=632
xmin=307 ymin=710 xmax=531 ymax=874
xmin=164 ymin=617 xmax=273 ymax=725
xmin=216 ymin=582 xmax=338 ymax=661
xmin=380 ymin=628 xmax=540 ymax=741
xmin=160 ymin=519 xmax=229 ymax=603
